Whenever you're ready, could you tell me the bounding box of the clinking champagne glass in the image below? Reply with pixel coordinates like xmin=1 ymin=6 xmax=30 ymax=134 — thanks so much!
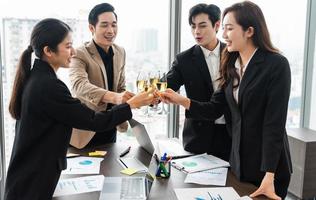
xmin=136 ymin=72 xmax=148 ymax=93
xmin=136 ymin=72 xmax=151 ymax=116
xmin=149 ymin=71 xmax=160 ymax=112
xmin=157 ymin=73 xmax=168 ymax=115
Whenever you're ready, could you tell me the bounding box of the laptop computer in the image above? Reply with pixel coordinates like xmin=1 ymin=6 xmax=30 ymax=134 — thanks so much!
xmin=128 ymin=119 xmax=155 ymax=155
xmin=99 ymin=174 xmax=154 ymax=200
xmin=129 ymin=118 xmax=193 ymax=159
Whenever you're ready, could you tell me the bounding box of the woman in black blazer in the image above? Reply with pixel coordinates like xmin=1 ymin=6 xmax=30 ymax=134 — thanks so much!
xmin=161 ymin=1 xmax=292 ymax=199
xmin=4 ymin=18 xmax=154 ymax=200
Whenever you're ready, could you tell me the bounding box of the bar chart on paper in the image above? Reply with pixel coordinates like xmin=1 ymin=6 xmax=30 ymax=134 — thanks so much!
xmin=174 ymin=187 xmax=240 ymax=200
xmin=53 ymin=175 xmax=104 ymax=197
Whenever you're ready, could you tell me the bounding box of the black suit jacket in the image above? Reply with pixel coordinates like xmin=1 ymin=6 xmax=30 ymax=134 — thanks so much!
xmin=4 ymin=59 xmax=132 ymax=200
xmin=189 ymin=49 xmax=292 ymax=184
xmin=167 ymin=43 xmax=231 ymax=158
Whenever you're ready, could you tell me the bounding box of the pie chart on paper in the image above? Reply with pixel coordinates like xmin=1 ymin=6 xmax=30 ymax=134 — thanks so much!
xmin=79 ymin=160 xmax=93 ymax=165
xmin=182 ymin=161 xmax=197 ymax=167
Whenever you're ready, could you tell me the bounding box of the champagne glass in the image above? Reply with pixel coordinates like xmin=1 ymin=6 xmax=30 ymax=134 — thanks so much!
xmin=136 ymin=72 xmax=148 ymax=93
xmin=136 ymin=72 xmax=151 ymax=116
xmin=149 ymin=71 xmax=160 ymax=112
xmin=157 ymin=73 xmax=168 ymax=115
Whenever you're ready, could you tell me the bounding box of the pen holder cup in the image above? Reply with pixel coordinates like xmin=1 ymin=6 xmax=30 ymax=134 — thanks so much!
xmin=156 ymin=161 xmax=171 ymax=178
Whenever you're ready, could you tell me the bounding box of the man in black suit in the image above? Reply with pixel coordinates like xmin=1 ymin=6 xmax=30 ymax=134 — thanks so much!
xmin=166 ymin=4 xmax=231 ymax=161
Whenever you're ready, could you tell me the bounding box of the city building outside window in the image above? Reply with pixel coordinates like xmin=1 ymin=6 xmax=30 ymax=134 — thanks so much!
xmin=0 ymin=0 xmax=169 ymax=170
xmin=179 ymin=0 xmax=307 ymax=139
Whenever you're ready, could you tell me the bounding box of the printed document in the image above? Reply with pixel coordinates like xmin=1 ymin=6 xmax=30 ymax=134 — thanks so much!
xmin=62 ymin=157 xmax=103 ymax=174
xmin=171 ymin=153 xmax=230 ymax=173
xmin=174 ymin=187 xmax=240 ymax=200
xmin=53 ymin=175 xmax=104 ymax=197
xmin=184 ymin=167 xmax=228 ymax=186
xmin=156 ymin=138 xmax=193 ymax=158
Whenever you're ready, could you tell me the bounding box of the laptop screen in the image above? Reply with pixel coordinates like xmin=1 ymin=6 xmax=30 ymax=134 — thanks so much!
xmin=128 ymin=119 xmax=155 ymax=155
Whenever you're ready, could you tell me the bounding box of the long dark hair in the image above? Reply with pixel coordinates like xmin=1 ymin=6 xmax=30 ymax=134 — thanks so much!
xmin=219 ymin=1 xmax=279 ymax=89
xmin=9 ymin=18 xmax=71 ymax=119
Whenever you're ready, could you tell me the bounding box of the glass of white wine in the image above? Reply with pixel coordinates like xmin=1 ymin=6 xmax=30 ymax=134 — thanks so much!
xmin=136 ymin=72 xmax=151 ymax=116
xmin=136 ymin=72 xmax=148 ymax=92
xmin=149 ymin=71 xmax=160 ymax=112
xmin=157 ymin=73 xmax=168 ymax=115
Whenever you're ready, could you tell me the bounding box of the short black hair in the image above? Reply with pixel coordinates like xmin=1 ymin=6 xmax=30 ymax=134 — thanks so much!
xmin=189 ymin=3 xmax=221 ymax=27
xmin=88 ymin=3 xmax=117 ymax=26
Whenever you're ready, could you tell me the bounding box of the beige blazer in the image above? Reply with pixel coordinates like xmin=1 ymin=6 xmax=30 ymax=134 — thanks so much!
xmin=69 ymin=41 xmax=128 ymax=148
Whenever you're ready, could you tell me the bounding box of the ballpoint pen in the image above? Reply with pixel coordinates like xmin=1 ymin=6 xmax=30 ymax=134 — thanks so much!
xmin=161 ymin=152 xmax=167 ymax=161
xmin=118 ymin=158 xmax=128 ymax=168
xmin=119 ymin=146 xmax=131 ymax=157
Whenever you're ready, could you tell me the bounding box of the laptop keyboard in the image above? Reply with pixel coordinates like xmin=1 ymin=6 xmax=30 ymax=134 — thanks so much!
xmin=120 ymin=177 xmax=145 ymax=199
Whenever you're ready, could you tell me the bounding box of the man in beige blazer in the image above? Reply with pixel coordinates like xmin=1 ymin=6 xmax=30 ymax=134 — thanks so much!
xmin=69 ymin=3 xmax=134 ymax=148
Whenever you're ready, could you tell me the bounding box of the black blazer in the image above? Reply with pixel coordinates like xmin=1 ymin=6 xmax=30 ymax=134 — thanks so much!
xmin=167 ymin=43 xmax=231 ymax=156
xmin=188 ymin=49 xmax=292 ymax=184
xmin=4 ymin=59 xmax=132 ymax=200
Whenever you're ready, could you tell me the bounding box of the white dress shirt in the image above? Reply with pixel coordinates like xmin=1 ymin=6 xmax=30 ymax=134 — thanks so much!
xmin=200 ymin=42 xmax=225 ymax=124
xmin=233 ymin=48 xmax=258 ymax=103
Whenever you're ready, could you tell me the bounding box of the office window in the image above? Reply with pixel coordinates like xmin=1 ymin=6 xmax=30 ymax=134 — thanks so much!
xmin=179 ymin=0 xmax=307 ymax=138
xmin=0 ymin=0 xmax=169 ymax=170
xmin=310 ymin=34 xmax=316 ymax=130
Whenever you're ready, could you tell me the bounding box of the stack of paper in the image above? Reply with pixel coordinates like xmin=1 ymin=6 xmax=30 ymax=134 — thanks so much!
xmin=53 ymin=175 xmax=104 ymax=197
xmin=174 ymin=187 xmax=240 ymax=200
xmin=171 ymin=153 xmax=230 ymax=173
xmin=184 ymin=168 xmax=228 ymax=186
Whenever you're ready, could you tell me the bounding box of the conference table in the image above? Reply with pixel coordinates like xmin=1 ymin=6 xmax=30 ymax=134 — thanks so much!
xmin=53 ymin=141 xmax=268 ymax=200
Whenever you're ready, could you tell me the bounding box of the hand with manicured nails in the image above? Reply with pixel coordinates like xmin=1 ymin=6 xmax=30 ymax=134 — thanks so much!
xmin=250 ymin=172 xmax=281 ymax=200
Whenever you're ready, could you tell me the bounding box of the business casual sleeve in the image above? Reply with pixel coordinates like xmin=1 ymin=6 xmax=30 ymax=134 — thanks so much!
xmin=69 ymin=49 xmax=107 ymax=107
xmin=166 ymin=57 xmax=184 ymax=92
xmin=117 ymin=48 xmax=126 ymax=93
xmin=188 ymin=88 xmax=227 ymax=120
xmin=42 ymin=78 xmax=132 ymax=132
xmin=261 ymin=56 xmax=291 ymax=172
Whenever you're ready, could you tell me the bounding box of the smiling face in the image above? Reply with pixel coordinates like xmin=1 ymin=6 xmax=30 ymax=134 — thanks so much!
xmin=90 ymin=11 xmax=117 ymax=52
xmin=191 ymin=13 xmax=219 ymax=50
xmin=222 ymin=12 xmax=254 ymax=53
xmin=48 ymin=32 xmax=75 ymax=69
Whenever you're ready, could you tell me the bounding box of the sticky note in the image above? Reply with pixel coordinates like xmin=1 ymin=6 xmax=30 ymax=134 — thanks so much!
xmin=88 ymin=152 xmax=101 ymax=156
xmin=120 ymin=168 xmax=138 ymax=176
xmin=88 ymin=151 xmax=107 ymax=157
xmin=95 ymin=151 xmax=107 ymax=156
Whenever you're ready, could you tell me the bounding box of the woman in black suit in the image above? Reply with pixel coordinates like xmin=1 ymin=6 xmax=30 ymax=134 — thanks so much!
xmin=161 ymin=1 xmax=292 ymax=199
xmin=4 ymin=18 xmax=153 ymax=200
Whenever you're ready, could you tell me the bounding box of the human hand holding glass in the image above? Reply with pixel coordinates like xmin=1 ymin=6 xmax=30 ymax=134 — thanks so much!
xmin=148 ymin=71 xmax=160 ymax=112
xmin=160 ymin=88 xmax=191 ymax=110
xmin=126 ymin=89 xmax=155 ymax=109
xmin=156 ymin=73 xmax=168 ymax=114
